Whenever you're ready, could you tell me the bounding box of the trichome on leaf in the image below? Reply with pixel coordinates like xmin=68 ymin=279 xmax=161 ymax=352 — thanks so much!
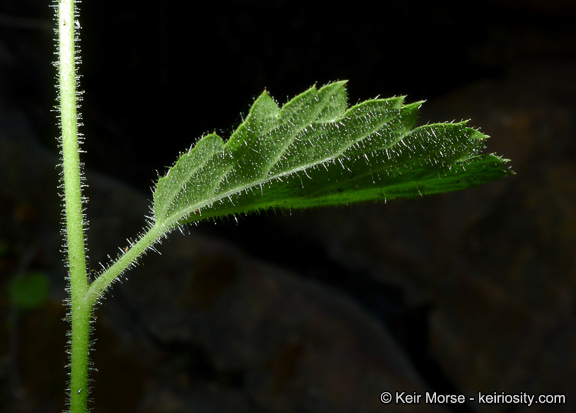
xmin=153 ymin=81 xmax=511 ymax=231
xmin=88 ymin=80 xmax=512 ymax=328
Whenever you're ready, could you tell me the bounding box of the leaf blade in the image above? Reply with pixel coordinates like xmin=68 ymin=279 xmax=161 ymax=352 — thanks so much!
xmin=153 ymin=82 xmax=512 ymax=228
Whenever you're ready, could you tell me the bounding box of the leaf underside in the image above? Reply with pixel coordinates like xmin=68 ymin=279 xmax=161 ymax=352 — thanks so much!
xmin=153 ymin=81 xmax=511 ymax=229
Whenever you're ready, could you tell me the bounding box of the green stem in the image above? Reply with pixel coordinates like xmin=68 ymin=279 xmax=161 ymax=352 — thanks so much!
xmin=57 ymin=0 xmax=91 ymax=411
xmin=86 ymin=223 xmax=165 ymax=307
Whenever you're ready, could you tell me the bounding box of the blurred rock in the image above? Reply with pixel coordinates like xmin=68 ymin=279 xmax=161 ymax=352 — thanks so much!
xmin=263 ymin=59 xmax=576 ymax=412
xmin=1 ymin=118 xmax=448 ymax=412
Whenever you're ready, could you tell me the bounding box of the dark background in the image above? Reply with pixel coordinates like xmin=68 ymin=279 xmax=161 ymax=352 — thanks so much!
xmin=1 ymin=0 xmax=576 ymax=412
xmin=3 ymin=0 xmax=527 ymax=187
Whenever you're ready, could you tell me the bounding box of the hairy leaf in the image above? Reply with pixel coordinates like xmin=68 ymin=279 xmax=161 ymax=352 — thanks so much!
xmin=153 ymin=81 xmax=511 ymax=229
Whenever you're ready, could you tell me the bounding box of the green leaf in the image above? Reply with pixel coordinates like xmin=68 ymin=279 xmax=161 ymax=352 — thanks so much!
xmin=9 ymin=272 xmax=51 ymax=310
xmin=153 ymin=81 xmax=511 ymax=229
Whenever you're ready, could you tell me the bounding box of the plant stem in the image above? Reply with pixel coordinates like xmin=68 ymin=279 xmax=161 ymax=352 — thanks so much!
xmin=57 ymin=0 xmax=91 ymax=411
xmin=86 ymin=223 xmax=165 ymax=307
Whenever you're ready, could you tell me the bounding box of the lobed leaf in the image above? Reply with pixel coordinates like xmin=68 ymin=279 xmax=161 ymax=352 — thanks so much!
xmin=153 ymin=81 xmax=511 ymax=229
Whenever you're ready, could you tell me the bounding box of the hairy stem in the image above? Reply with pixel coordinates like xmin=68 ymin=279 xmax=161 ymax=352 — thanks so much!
xmin=86 ymin=223 xmax=165 ymax=307
xmin=57 ymin=0 xmax=91 ymax=411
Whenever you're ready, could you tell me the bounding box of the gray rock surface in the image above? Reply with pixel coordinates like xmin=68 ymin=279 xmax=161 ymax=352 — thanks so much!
xmin=1 ymin=115 xmax=447 ymax=413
